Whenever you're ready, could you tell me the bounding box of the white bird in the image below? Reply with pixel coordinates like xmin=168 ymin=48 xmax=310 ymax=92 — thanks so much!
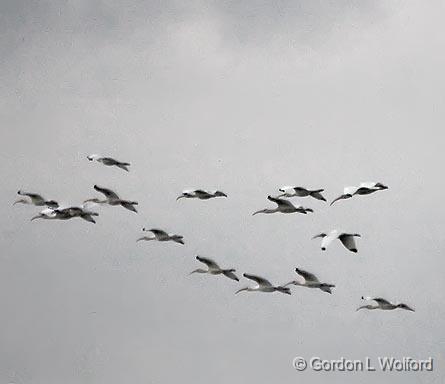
xmin=253 ymin=195 xmax=313 ymax=215
xmin=137 ymin=228 xmax=184 ymax=245
xmin=235 ymin=273 xmax=291 ymax=295
xmin=87 ymin=154 xmax=130 ymax=172
xmin=84 ymin=185 xmax=138 ymax=213
xmin=357 ymin=297 xmax=414 ymax=312
xmin=176 ymin=189 xmax=227 ymax=200
xmin=278 ymin=186 xmax=327 ymax=202
xmin=189 ymin=256 xmax=239 ymax=281
xmin=14 ymin=190 xmax=59 ymax=208
xmin=283 ymin=268 xmax=335 ymax=294
xmin=31 ymin=206 xmax=99 ymax=223
xmin=330 ymin=182 xmax=388 ymax=206
xmin=312 ymin=230 xmax=361 ymax=253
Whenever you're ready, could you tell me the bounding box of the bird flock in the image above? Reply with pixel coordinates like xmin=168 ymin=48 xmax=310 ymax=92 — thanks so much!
xmin=14 ymin=154 xmax=414 ymax=313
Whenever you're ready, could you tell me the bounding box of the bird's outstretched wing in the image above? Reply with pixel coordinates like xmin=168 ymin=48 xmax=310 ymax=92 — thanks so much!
xmin=267 ymin=195 xmax=294 ymax=209
xmin=18 ymin=191 xmax=46 ymax=205
xmin=194 ymin=189 xmax=212 ymax=198
xmin=196 ymin=256 xmax=220 ymax=270
xmin=93 ymin=185 xmax=120 ymax=200
xmin=243 ymin=273 xmax=273 ymax=288
xmin=222 ymin=270 xmax=239 ymax=281
xmin=295 ymin=268 xmax=319 ymax=283
xmin=148 ymin=229 xmax=169 ymax=238
xmin=338 ymin=233 xmax=360 ymax=252
xmin=371 ymin=297 xmax=392 ymax=306
xmin=120 ymin=201 xmax=138 ymax=213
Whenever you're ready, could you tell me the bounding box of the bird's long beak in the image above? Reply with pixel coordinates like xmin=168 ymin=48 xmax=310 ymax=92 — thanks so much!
xmin=176 ymin=196 xmax=184 ymax=201
xmin=30 ymin=215 xmax=41 ymax=221
xmin=235 ymin=287 xmax=248 ymax=294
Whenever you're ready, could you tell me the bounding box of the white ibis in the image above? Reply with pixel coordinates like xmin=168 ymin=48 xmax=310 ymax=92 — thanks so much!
xmin=137 ymin=228 xmax=184 ymax=245
xmin=31 ymin=206 xmax=98 ymax=223
xmin=235 ymin=273 xmax=291 ymax=295
xmin=357 ymin=297 xmax=414 ymax=312
xmin=14 ymin=190 xmax=59 ymax=208
xmin=283 ymin=268 xmax=335 ymax=294
xmin=330 ymin=182 xmax=388 ymax=205
xmin=312 ymin=230 xmax=361 ymax=253
xmin=253 ymin=195 xmax=313 ymax=215
xmin=189 ymin=256 xmax=239 ymax=281
xmin=278 ymin=186 xmax=326 ymax=202
xmin=87 ymin=154 xmax=130 ymax=172
xmin=84 ymin=185 xmax=138 ymax=213
xmin=176 ymin=189 xmax=227 ymax=200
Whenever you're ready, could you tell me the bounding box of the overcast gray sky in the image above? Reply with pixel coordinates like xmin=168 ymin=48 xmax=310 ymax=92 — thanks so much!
xmin=1 ymin=1 xmax=444 ymax=383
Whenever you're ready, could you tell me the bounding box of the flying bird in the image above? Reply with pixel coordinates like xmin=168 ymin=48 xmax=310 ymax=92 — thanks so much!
xmin=354 ymin=182 xmax=388 ymax=196
xmin=87 ymin=154 xmax=130 ymax=172
xmin=189 ymin=256 xmax=239 ymax=281
xmin=176 ymin=189 xmax=227 ymax=200
xmin=84 ymin=185 xmax=138 ymax=213
xmin=357 ymin=297 xmax=414 ymax=312
xmin=235 ymin=273 xmax=291 ymax=295
xmin=283 ymin=268 xmax=335 ymax=294
xmin=278 ymin=186 xmax=326 ymax=202
xmin=31 ymin=206 xmax=98 ymax=223
xmin=137 ymin=228 xmax=184 ymax=245
xmin=253 ymin=195 xmax=313 ymax=215
xmin=330 ymin=182 xmax=388 ymax=205
xmin=14 ymin=190 xmax=59 ymax=208
xmin=312 ymin=230 xmax=361 ymax=253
